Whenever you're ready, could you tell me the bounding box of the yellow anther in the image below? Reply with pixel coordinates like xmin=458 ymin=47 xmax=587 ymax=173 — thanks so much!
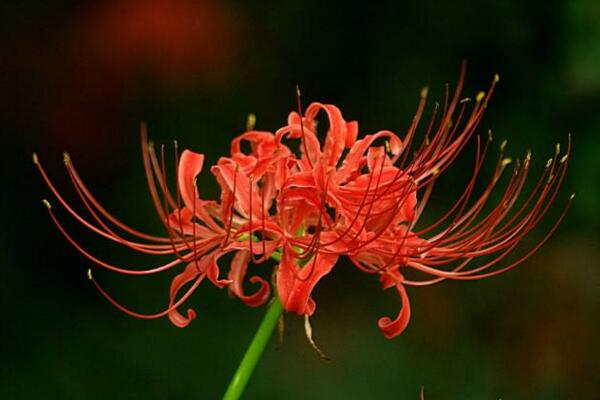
xmin=32 ymin=152 xmax=39 ymax=164
xmin=87 ymin=269 xmax=93 ymax=281
xmin=494 ymin=73 xmax=500 ymax=83
xmin=546 ymin=158 xmax=553 ymax=168
xmin=555 ymin=143 xmax=561 ymax=155
xmin=500 ymin=140 xmax=507 ymax=151
xmin=460 ymin=97 xmax=471 ymax=104
xmin=431 ymin=167 xmax=440 ymax=176
xmin=570 ymin=193 xmax=576 ymax=200
xmin=63 ymin=152 xmax=71 ymax=165
xmin=42 ymin=199 xmax=52 ymax=209
xmin=487 ymin=129 xmax=493 ymax=142
xmin=246 ymin=113 xmax=256 ymax=131
xmin=560 ymin=154 xmax=569 ymax=163
xmin=502 ymin=158 xmax=513 ymax=167
xmin=420 ymin=86 xmax=429 ymax=98
xmin=525 ymin=150 xmax=532 ymax=161
xmin=476 ymin=91 xmax=485 ymax=102
xmin=385 ymin=140 xmax=392 ymax=154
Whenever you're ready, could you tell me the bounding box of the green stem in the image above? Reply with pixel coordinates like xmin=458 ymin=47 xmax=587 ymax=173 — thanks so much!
xmin=223 ymin=297 xmax=284 ymax=400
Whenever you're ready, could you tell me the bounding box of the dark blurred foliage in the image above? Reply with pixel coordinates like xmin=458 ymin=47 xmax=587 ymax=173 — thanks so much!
xmin=1 ymin=0 xmax=599 ymax=399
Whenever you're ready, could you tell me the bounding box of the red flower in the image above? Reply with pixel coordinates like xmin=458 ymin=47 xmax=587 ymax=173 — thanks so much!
xmin=35 ymin=66 xmax=573 ymax=338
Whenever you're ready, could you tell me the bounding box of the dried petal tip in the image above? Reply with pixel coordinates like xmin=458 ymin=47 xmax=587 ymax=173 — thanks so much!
xmin=476 ymin=91 xmax=485 ymax=102
xmin=32 ymin=152 xmax=39 ymax=164
xmin=42 ymin=199 xmax=52 ymax=209
xmin=420 ymin=86 xmax=429 ymax=98
xmin=63 ymin=152 xmax=71 ymax=165
xmin=87 ymin=269 xmax=93 ymax=281
xmin=246 ymin=113 xmax=256 ymax=131
xmin=304 ymin=315 xmax=330 ymax=360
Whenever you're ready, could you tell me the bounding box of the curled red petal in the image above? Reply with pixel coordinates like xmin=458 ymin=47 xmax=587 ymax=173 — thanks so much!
xmin=228 ymin=250 xmax=270 ymax=307
xmin=168 ymin=261 xmax=206 ymax=328
xmin=345 ymin=120 xmax=359 ymax=147
xmin=177 ymin=150 xmax=204 ymax=211
xmin=276 ymin=246 xmax=338 ymax=316
xmin=305 ymin=102 xmax=350 ymax=167
xmin=206 ymin=251 xmax=234 ymax=288
xmin=335 ymin=130 xmax=403 ymax=184
xmin=377 ymin=278 xmax=411 ymax=338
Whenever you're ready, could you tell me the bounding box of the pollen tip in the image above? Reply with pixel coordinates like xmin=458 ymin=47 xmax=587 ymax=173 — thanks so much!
xmin=526 ymin=150 xmax=532 ymax=161
xmin=546 ymin=158 xmax=553 ymax=168
xmin=87 ymin=268 xmax=93 ymax=281
xmin=501 ymin=158 xmax=513 ymax=167
xmin=32 ymin=152 xmax=39 ymax=164
xmin=560 ymin=154 xmax=569 ymax=163
xmin=384 ymin=140 xmax=392 ymax=154
xmin=295 ymin=85 xmax=301 ymax=97
xmin=476 ymin=91 xmax=485 ymax=102
xmin=494 ymin=73 xmax=500 ymax=83
xmin=570 ymin=193 xmax=576 ymax=200
xmin=500 ymin=140 xmax=507 ymax=151
xmin=487 ymin=129 xmax=493 ymax=142
xmin=460 ymin=97 xmax=471 ymax=104
xmin=62 ymin=151 xmax=71 ymax=165
xmin=42 ymin=199 xmax=52 ymax=209
xmin=420 ymin=86 xmax=429 ymax=98
xmin=246 ymin=113 xmax=257 ymax=131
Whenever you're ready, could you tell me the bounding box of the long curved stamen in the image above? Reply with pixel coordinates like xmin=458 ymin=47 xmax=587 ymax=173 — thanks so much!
xmin=35 ymin=154 xmax=177 ymax=247
xmin=89 ymin=269 xmax=205 ymax=319
xmin=42 ymin=200 xmax=214 ymax=275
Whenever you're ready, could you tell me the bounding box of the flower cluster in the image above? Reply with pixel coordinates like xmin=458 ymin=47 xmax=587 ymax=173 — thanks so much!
xmin=35 ymin=67 xmax=572 ymax=338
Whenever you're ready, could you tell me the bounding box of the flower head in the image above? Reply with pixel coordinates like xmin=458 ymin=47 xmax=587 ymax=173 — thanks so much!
xmin=35 ymin=65 xmax=573 ymax=338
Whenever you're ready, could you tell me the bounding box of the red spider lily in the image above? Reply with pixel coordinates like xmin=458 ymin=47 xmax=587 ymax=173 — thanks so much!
xmin=35 ymin=66 xmax=573 ymax=338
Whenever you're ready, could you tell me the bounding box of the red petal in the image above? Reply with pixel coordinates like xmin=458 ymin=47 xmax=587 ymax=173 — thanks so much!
xmin=228 ymin=250 xmax=271 ymax=307
xmin=168 ymin=261 xmax=205 ymax=328
xmin=276 ymin=246 xmax=338 ymax=316
xmin=178 ymin=150 xmax=204 ymax=211
xmin=206 ymin=251 xmax=234 ymax=288
xmin=377 ymin=278 xmax=411 ymax=338
xmin=305 ymin=103 xmax=350 ymax=167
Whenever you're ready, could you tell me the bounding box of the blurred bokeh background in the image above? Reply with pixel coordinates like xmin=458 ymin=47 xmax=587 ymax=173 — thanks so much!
xmin=2 ymin=0 xmax=599 ymax=398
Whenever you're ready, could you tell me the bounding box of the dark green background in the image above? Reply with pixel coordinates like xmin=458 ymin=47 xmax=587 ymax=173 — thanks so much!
xmin=2 ymin=0 xmax=599 ymax=398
